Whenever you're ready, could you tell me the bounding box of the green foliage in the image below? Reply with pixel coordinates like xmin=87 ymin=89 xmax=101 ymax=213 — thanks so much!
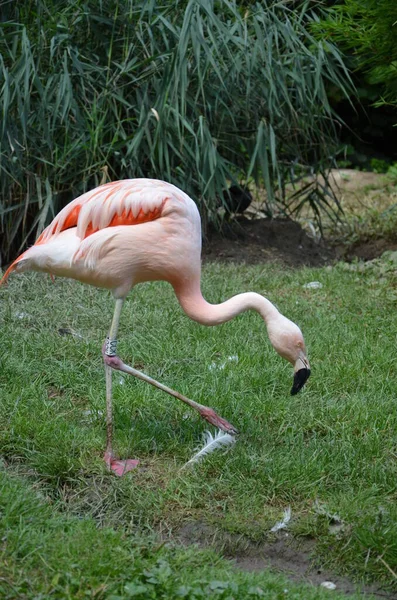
xmin=0 ymin=474 xmax=362 ymax=600
xmin=370 ymin=158 xmax=389 ymax=174
xmin=0 ymin=0 xmax=352 ymax=266
xmin=337 ymin=203 xmax=397 ymax=247
xmin=387 ymin=162 xmax=397 ymax=182
xmin=316 ymin=0 xmax=397 ymax=107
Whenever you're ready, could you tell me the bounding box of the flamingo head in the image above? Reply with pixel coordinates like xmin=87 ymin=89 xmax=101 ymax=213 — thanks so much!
xmin=266 ymin=315 xmax=311 ymax=395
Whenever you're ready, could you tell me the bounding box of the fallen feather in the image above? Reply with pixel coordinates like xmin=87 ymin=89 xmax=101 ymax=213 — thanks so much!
xmin=270 ymin=507 xmax=291 ymax=532
xmin=208 ymin=355 xmax=238 ymax=371
xmin=15 ymin=312 xmax=30 ymax=319
xmin=303 ymin=281 xmax=323 ymax=289
xmin=58 ymin=327 xmax=84 ymax=339
xmin=208 ymin=361 xmax=224 ymax=371
xmin=150 ymin=107 xmax=160 ymax=122
xmin=313 ymin=500 xmax=345 ymax=535
xmin=313 ymin=500 xmax=342 ymax=523
xmin=181 ymin=430 xmax=236 ymax=468
xmin=320 ymin=582 xmax=336 ymax=590
xmin=82 ymin=409 xmax=104 ymax=422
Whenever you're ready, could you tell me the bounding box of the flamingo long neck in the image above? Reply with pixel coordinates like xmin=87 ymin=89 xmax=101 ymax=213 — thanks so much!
xmin=174 ymin=280 xmax=280 ymax=326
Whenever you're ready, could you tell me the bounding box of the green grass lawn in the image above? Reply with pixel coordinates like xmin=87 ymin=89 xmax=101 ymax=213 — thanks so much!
xmin=1 ymin=257 xmax=397 ymax=598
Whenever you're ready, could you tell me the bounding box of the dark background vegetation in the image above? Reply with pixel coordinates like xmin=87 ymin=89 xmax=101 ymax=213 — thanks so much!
xmin=318 ymin=0 xmax=397 ymax=168
xmin=0 ymin=0 xmax=396 ymax=267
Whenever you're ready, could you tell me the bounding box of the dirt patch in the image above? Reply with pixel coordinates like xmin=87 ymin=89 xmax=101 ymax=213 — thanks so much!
xmin=201 ymin=169 xmax=397 ymax=267
xmin=202 ymin=218 xmax=335 ymax=267
xmin=175 ymin=521 xmax=395 ymax=599
xmin=338 ymin=239 xmax=397 ymax=262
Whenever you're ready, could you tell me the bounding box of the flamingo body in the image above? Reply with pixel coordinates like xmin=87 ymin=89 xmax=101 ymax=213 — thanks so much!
xmin=1 ymin=178 xmax=310 ymax=475
xmin=4 ymin=179 xmax=201 ymax=298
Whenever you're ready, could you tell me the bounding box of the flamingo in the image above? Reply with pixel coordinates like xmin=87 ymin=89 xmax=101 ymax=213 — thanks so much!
xmin=0 ymin=179 xmax=310 ymax=476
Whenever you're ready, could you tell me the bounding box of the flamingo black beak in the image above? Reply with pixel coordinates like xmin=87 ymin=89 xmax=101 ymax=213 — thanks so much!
xmin=291 ymin=354 xmax=311 ymax=395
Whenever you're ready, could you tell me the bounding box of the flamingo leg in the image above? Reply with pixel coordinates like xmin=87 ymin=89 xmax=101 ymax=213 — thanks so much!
xmin=103 ymin=299 xmax=139 ymax=476
xmin=103 ymin=355 xmax=238 ymax=435
xmin=102 ymin=297 xmax=238 ymax=476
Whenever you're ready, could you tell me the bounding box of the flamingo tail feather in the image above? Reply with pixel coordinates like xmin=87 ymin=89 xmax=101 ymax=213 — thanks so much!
xmin=0 ymin=251 xmax=29 ymax=286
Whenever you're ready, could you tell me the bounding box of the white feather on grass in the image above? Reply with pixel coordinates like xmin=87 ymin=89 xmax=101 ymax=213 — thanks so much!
xmin=181 ymin=430 xmax=236 ymax=469
xmin=270 ymin=507 xmax=292 ymax=532
xmin=208 ymin=355 xmax=239 ymax=371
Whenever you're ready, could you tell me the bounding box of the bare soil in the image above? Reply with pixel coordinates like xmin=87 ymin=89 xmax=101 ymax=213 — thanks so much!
xmin=175 ymin=521 xmax=396 ymax=599
xmin=341 ymin=238 xmax=397 ymax=262
xmin=202 ymin=169 xmax=397 ymax=267
xmin=202 ymin=218 xmax=335 ymax=267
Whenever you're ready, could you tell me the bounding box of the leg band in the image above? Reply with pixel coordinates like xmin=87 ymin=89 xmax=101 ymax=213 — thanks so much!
xmin=105 ymin=337 xmax=117 ymax=357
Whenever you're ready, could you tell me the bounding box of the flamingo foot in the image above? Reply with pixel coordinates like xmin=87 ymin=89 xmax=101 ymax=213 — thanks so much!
xmin=199 ymin=408 xmax=239 ymax=435
xmin=104 ymin=452 xmax=140 ymax=476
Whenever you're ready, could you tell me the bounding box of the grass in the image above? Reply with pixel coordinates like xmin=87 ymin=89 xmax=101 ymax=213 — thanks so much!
xmin=0 ymin=473 xmax=367 ymax=600
xmin=327 ymin=171 xmax=397 ymax=246
xmin=1 ymin=259 xmax=397 ymax=597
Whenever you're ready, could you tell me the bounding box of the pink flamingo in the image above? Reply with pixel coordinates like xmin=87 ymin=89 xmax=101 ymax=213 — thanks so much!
xmin=1 ymin=179 xmax=310 ymax=475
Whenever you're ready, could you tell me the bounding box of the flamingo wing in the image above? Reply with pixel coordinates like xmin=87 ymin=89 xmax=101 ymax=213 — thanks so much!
xmin=36 ymin=179 xmax=173 ymax=244
xmin=1 ymin=179 xmax=193 ymax=286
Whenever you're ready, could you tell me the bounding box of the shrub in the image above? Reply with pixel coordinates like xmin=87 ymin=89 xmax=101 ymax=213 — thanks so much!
xmin=316 ymin=0 xmax=397 ymax=108
xmin=0 ymin=0 xmax=352 ymax=265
